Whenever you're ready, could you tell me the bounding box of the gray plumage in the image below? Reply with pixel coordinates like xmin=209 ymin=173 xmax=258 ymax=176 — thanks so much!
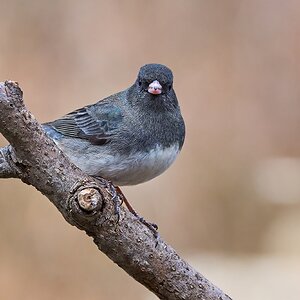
xmin=43 ymin=64 xmax=185 ymax=186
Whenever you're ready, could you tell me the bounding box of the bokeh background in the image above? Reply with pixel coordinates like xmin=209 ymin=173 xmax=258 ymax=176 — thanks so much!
xmin=1 ymin=1 xmax=300 ymax=299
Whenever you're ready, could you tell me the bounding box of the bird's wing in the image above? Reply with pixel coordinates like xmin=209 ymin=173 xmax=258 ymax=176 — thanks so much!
xmin=45 ymin=102 xmax=124 ymax=145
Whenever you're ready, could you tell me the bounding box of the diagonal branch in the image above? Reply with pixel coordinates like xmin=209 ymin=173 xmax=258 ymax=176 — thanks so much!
xmin=0 ymin=81 xmax=232 ymax=300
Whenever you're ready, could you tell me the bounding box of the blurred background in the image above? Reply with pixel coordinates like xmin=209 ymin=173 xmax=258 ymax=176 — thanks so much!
xmin=1 ymin=1 xmax=300 ymax=299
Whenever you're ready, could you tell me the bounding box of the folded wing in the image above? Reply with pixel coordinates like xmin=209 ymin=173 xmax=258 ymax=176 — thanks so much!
xmin=45 ymin=102 xmax=123 ymax=145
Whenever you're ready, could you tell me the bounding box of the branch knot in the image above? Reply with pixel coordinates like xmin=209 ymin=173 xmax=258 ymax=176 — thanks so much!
xmin=67 ymin=181 xmax=104 ymax=226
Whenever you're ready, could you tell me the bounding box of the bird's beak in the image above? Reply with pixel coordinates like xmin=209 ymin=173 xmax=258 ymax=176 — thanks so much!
xmin=148 ymin=80 xmax=162 ymax=95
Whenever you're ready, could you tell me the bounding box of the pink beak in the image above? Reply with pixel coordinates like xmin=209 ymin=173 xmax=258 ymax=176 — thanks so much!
xmin=148 ymin=80 xmax=162 ymax=95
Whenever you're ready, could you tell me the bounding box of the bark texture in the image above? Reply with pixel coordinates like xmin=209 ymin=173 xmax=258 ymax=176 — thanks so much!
xmin=0 ymin=81 xmax=232 ymax=300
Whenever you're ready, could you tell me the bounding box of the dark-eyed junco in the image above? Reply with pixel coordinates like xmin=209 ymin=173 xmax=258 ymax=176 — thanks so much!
xmin=43 ymin=64 xmax=185 ymax=187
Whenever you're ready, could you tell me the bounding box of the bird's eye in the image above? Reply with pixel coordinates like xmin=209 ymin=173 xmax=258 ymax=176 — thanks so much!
xmin=168 ymin=84 xmax=172 ymax=91
xmin=138 ymin=81 xmax=142 ymax=87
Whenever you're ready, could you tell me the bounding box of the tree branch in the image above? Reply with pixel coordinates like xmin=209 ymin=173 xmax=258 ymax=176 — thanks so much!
xmin=0 ymin=81 xmax=232 ymax=300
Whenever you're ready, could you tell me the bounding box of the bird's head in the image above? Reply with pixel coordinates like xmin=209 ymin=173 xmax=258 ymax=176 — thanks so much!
xmin=136 ymin=64 xmax=174 ymax=97
xmin=127 ymin=63 xmax=178 ymax=112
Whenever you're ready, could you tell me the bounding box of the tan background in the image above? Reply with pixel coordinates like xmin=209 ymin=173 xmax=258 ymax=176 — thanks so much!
xmin=1 ymin=1 xmax=300 ymax=299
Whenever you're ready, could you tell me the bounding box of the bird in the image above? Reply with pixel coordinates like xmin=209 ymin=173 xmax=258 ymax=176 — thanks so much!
xmin=43 ymin=64 xmax=185 ymax=228
xmin=43 ymin=63 xmax=185 ymax=185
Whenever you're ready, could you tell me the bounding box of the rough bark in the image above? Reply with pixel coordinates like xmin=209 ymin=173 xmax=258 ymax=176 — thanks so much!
xmin=0 ymin=81 xmax=232 ymax=300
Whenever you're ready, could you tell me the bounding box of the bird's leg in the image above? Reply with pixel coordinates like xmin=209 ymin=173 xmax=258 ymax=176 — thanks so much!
xmin=115 ymin=186 xmax=159 ymax=237
xmin=93 ymin=177 xmax=159 ymax=238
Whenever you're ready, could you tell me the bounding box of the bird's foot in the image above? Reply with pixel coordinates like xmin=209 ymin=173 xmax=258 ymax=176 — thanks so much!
xmin=137 ymin=216 xmax=159 ymax=239
xmin=115 ymin=187 xmax=159 ymax=240
xmin=93 ymin=177 xmax=159 ymax=241
xmin=94 ymin=177 xmax=121 ymax=223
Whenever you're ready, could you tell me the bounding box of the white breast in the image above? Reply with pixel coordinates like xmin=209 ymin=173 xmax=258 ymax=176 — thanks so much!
xmin=68 ymin=143 xmax=180 ymax=186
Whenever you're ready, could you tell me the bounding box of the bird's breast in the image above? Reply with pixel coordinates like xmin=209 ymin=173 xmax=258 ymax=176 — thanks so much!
xmin=111 ymin=143 xmax=180 ymax=185
xmin=65 ymin=142 xmax=180 ymax=186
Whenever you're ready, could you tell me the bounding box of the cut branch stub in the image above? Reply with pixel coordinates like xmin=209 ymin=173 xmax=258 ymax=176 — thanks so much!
xmin=68 ymin=181 xmax=104 ymax=217
xmin=78 ymin=187 xmax=102 ymax=212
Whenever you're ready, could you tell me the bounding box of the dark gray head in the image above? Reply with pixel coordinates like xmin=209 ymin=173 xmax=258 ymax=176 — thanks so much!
xmin=137 ymin=64 xmax=173 ymax=95
xmin=128 ymin=64 xmax=178 ymax=110
xmin=128 ymin=64 xmax=178 ymax=111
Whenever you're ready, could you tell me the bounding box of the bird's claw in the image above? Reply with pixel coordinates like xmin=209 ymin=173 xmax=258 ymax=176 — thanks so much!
xmin=94 ymin=177 xmax=121 ymax=222
xmin=138 ymin=216 xmax=159 ymax=239
xmin=94 ymin=177 xmax=159 ymax=242
xmin=106 ymin=182 xmax=122 ymax=223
